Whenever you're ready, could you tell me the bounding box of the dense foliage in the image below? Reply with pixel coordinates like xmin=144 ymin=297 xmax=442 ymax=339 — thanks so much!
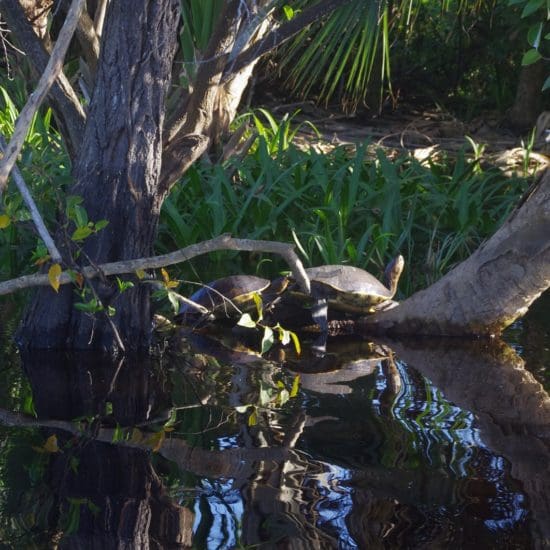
xmin=158 ymin=111 xmax=530 ymax=298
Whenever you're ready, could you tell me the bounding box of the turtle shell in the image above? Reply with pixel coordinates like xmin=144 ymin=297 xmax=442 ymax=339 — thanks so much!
xmin=178 ymin=275 xmax=271 ymax=319
xmin=302 ymin=256 xmax=404 ymax=314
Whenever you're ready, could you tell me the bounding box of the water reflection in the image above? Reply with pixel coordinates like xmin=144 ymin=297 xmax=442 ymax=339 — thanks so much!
xmin=0 ymin=329 xmax=548 ymax=548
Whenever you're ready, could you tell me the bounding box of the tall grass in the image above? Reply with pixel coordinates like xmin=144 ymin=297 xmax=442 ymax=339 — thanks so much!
xmin=0 ymin=87 xmax=529 ymax=299
xmin=158 ymin=112 xmax=528 ymax=297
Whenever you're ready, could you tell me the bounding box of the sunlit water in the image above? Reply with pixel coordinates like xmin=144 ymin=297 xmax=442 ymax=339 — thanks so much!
xmin=0 ymin=292 xmax=548 ymax=548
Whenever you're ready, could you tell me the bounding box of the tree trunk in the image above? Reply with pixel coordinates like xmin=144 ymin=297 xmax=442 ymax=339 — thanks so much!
xmin=363 ymin=170 xmax=550 ymax=337
xmin=506 ymin=61 xmax=545 ymax=132
xmin=16 ymin=0 xmax=180 ymax=353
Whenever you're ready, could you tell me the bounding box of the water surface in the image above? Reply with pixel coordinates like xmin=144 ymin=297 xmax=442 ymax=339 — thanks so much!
xmin=0 ymin=293 xmax=548 ymax=548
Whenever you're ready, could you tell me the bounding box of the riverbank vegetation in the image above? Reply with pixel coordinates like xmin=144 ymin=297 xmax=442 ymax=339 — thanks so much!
xmin=0 ymin=0 xmax=548 ymax=351
xmin=0 ymin=86 xmax=534 ymax=309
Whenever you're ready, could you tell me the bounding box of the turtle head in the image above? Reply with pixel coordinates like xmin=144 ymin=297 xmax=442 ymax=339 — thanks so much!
xmin=384 ymin=255 xmax=405 ymax=297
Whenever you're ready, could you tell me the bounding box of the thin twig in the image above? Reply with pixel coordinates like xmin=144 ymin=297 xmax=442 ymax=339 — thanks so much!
xmin=0 ymin=234 xmax=311 ymax=296
xmin=0 ymin=0 xmax=86 ymax=194
xmin=0 ymin=135 xmax=62 ymax=262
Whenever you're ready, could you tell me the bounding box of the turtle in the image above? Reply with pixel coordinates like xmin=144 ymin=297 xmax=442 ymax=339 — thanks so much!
xmin=288 ymin=255 xmax=405 ymax=349
xmin=176 ymin=275 xmax=288 ymax=325
xmin=304 ymin=255 xmax=405 ymax=315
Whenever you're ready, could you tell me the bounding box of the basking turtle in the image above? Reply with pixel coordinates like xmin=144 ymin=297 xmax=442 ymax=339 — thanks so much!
xmin=176 ymin=275 xmax=287 ymax=324
xmin=305 ymin=255 xmax=405 ymax=315
xmin=289 ymin=255 xmax=404 ymax=348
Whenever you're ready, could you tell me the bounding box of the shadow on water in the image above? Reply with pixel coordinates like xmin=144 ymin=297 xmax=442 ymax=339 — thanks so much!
xmin=0 ymin=294 xmax=548 ymax=549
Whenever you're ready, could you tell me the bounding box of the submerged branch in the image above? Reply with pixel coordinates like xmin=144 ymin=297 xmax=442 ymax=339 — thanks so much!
xmin=0 ymin=234 xmax=311 ymax=295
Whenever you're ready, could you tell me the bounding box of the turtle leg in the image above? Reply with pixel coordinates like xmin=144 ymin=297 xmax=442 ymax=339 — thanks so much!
xmin=311 ymin=298 xmax=329 ymax=352
xmin=311 ymin=298 xmax=328 ymax=332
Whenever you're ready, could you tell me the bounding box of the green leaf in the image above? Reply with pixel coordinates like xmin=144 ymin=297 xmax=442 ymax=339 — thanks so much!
xmin=237 ymin=313 xmax=257 ymax=328
xmin=279 ymin=328 xmax=291 ymax=346
xmin=253 ymin=292 xmax=263 ymax=322
xmin=87 ymin=500 xmax=101 ymax=515
xmin=521 ymin=48 xmax=542 ymax=65
xmin=282 ymin=5 xmax=294 ymax=19
xmin=69 ymin=456 xmax=79 ymax=474
xmin=521 ymin=0 xmax=544 ymax=17
xmin=95 ymin=219 xmax=109 ymax=231
xmin=73 ymin=204 xmax=88 ymax=227
xmin=278 ymin=388 xmax=290 ymax=406
xmin=116 ymin=277 xmax=134 ymax=292
xmin=112 ymin=423 xmax=123 ymax=442
xmin=528 ymin=23 xmax=543 ymax=47
xmin=167 ymin=290 xmax=180 ymax=312
xmin=107 ymin=305 xmax=116 ymax=317
xmin=163 ymin=408 xmax=178 ymax=428
xmin=74 ymin=299 xmax=103 ymax=313
xmin=65 ymin=498 xmax=82 ymax=534
xmin=261 ymin=326 xmax=274 ymax=354
xmin=71 ymin=226 xmax=93 ymax=241
xmin=542 ymin=75 xmax=550 ymax=90
xmin=259 ymin=382 xmax=273 ymax=406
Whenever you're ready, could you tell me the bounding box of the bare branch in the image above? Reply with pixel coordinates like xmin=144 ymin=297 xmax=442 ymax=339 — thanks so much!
xmin=222 ymin=0 xmax=355 ymax=81
xmin=59 ymin=0 xmax=100 ymax=78
xmin=93 ymin=0 xmax=109 ymax=36
xmin=0 ymin=234 xmax=311 ymax=296
xmin=0 ymin=0 xmax=86 ymax=194
xmin=0 ymin=0 xmax=86 ymax=158
xmin=0 ymin=135 xmax=62 ymax=263
xmin=159 ymin=0 xmax=354 ymax=192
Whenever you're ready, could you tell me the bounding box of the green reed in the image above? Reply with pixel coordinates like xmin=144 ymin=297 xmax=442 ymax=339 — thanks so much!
xmin=0 ymin=86 xmax=530 ymax=297
xmin=159 ymin=132 xmax=528 ymax=295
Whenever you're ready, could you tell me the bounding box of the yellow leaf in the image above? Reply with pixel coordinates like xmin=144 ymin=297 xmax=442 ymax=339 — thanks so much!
xmin=0 ymin=214 xmax=11 ymax=229
xmin=146 ymin=430 xmax=165 ymax=453
xmin=161 ymin=268 xmax=170 ymax=284
xmin=135 ymin=269 xmax=146 ymax=279
xmin=289 ymin=330 xmax=301 ymax=355
xmin=34 ymin=254 xmax=51 ymax=266
xmin=48 ymin=263 xmax=62 ymax=292
xmin=43 ymin=434 xmax=60 ymax=453
xmin=130 ymin=427 xmax=143 ymax=443
xmin=33 ymin=434 xmax=61 ymax=454
xmin=290 ymin=375 xmax=300 ymax=397
xmin=75 ymin=272 xmax=84 ymax=289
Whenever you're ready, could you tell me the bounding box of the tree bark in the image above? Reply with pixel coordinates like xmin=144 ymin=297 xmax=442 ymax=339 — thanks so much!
xmin=506 ymin=61 xmax=546 ymax=132
xmin=363 ymin=169 xmax=550 ymax=337
xmin=16 ymin=0 xmax=180 ymax=352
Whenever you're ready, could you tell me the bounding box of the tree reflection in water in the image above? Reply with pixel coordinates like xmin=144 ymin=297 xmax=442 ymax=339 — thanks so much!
xmin=0 ymin=333 xmax=547 ymax=549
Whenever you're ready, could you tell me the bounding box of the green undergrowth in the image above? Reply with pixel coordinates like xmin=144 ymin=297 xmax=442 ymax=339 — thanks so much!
xmin=0 ymin=85 xmax=71 ymax=281
xmin=158 ymin=134 xmax=529 ymax=298
xmin=0 ymin=84 xmax=531 ymax=300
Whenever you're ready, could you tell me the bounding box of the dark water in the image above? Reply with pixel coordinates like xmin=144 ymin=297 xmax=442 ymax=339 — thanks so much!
xmin=0 ymin=293 xmax=548 ymax=549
